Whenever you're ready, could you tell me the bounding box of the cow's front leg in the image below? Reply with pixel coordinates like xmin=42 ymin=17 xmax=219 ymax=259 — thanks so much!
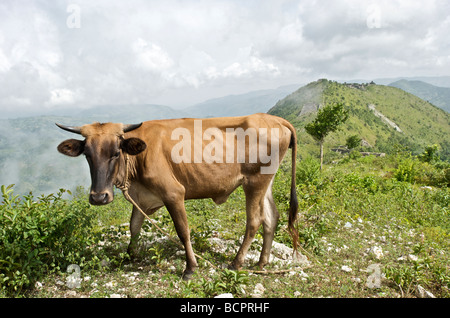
xmin=164 ymin=199 xmax=198 ymax=280
xmin=128 ymin=206 xmax=145 ymax=259
xmin=128 ymin=205 xmax=162 ymax=259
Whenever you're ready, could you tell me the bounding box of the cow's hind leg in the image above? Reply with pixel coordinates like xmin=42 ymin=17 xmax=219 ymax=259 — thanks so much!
xmin=230 ymin=180 xmax=267 ymax=270
xmin=257 ymin=178 xmax=279 ymax=268
xmin=165 ymin=199 xmax=198 ymax=280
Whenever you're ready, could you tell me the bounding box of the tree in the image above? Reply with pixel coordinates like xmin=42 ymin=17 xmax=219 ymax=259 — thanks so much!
xmin=305 ymin=102 xmax=349 ymax=170
xmin=346 ymin=135 xmax=362 ymax=150
xmin=419 ymin=144 xmax=440 ymax=163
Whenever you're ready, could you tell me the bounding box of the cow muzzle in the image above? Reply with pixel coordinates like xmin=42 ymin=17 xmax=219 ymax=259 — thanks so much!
xmin=89 ymin=191 xmax=113 ymax=205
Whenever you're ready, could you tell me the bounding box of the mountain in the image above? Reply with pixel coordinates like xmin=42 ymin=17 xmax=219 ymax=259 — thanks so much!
xmin=344 ymin=76 xmax=450 ymax=88
xmin=269 ymin=79 xmax=450 ymax=160
xmin=388 ymin=80 xmax=450 ymax=113
xmin=183 ymin=84 xmax=300 ymax=117
xmin=76 ymin=104 xmax=191 ymax=123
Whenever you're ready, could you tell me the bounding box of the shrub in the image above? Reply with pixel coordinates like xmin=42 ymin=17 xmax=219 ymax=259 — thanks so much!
xmin=384 ymin=263 xmax=424 ymax=296
xmin=0 ymin=185 xmax=99 ymax=296
xmin=394 ymin=157 xmax=417 ymax=183
xmin=297 ymin=157 xmax=321 ymax=186
xmin=346 ymin=135 xmax=362 ymax=150
xmin=419 ymin=144 xmax=440 ymax=163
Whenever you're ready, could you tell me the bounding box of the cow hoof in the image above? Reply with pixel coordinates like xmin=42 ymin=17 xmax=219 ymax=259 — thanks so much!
xmin=182 ymin=270 xmax=194 ymax=281
xmin=228 ymin=263 xmax=241 ymax=271
xmin=254 ymin=261 xmax=267 ymax=270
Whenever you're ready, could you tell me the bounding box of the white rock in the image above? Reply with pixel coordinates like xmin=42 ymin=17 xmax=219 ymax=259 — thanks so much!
xmin=299 ymin=270 xmax=309 ymax=278
xmin=370 ymin=246 xmax=384 ymax=259
xmin=251 ymin=283 xmax=266 ymax=297
xmin=291 ymin=251 xmax=311 ymax=267
xmin=416 ymin=285 xmax=435 ymax=298
xmin=66 ymin=290 xmax=77 ymax=297
xmin=341 ymin=265 xmax=352 ymax=272
xmin=344 ymin=222 xmax=353 ymax=229
xmin=105 ymin=281 xmax=117 ymax=288
xmin=215 ymin=293 xmax=234 ymax=298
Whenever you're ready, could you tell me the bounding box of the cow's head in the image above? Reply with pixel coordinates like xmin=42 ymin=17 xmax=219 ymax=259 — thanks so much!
xmin=56 ymin=122 xmax=146 ymax=205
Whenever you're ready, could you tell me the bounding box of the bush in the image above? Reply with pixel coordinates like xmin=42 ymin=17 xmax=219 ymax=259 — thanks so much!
xmin=346 ymin=135 xmax=362 ymax=150
xmin=419 ymin=144 xmax=440 ymax=163
xmin=394 ymin=156 xmax=417 ymax=183
xmin=393 ymin=152 xmax=450 ymax=187
xmin=0 ymin=185 xmax=99 ymax=296
xmin=297 ymin=157 xmax=321 ymax=186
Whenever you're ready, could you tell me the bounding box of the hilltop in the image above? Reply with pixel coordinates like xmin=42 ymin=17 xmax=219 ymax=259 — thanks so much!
xmin=268 ymin=79 xmax=450 ymax=160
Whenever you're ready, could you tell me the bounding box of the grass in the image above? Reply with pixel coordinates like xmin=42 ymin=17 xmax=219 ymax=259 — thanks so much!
xmin=2 ymin=152 xmax=449 ymax=298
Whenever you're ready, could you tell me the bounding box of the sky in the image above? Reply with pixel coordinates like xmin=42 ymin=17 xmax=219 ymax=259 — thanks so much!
xmin=0 ymin=0 xmax=449 ymax=117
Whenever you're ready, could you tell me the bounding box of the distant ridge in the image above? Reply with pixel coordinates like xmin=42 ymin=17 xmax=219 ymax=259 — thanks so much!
xmin=183 ymin=84 xmax=300 ymax=118
xmin=343 ymin=76 xmax=450 ymax=88
xmin=389 ymin=80 xmax=450 ymax=113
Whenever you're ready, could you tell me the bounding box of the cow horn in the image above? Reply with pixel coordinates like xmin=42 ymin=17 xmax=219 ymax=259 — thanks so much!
xmin=123 ymin=123 xmax=143 ymax=133
xmin=55 ymin=123 xmax=82 ymax=135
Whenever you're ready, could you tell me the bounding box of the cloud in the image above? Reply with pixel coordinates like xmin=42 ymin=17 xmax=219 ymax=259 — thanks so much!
xmin=0 ymin=0 xmax=449 ymax=116
xmin=258 ymin=0 xmax=450 ymax=79
xmin=50 ymin=88 xmax=76 ymax=105
xmin=132 ymin=38 xmax=174 ymax=73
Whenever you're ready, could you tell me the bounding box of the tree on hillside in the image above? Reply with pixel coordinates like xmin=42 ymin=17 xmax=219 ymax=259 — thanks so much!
xmin=305 ymin=102 xmax=349 ymax=170
xmin=346 ymin=135 xmax=362 ymax=150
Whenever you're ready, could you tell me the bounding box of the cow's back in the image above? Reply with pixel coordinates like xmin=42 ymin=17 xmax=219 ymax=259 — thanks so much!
xmin=125 ymin=113 xmax=295 ymax=201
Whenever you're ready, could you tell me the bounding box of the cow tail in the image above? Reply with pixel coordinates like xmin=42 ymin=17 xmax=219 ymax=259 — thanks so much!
xmin=288 ymin=126 xmax=299 ymax=252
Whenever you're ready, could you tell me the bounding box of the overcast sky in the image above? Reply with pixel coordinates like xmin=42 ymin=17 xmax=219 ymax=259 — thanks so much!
xmin=0 ymin=0 xmax=449 ymax=117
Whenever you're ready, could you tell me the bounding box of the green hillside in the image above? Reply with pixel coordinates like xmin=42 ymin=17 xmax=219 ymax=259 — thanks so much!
xmin=389 ymin=79 xmax=450 ymax=113
xmin=269 ymin=79 xmax=450 ymax=161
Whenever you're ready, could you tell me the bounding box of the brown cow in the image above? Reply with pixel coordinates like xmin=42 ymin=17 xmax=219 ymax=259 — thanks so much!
xmin=56 ymin=113 xmax=298 ymax=280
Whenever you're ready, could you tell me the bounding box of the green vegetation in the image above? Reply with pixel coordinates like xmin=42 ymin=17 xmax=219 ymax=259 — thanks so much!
xmin=346 ymin=135 xmax=362 ymax=150
xmin=1 ymin=148 xmax=448 ymax=298
xmin=0 ymin=186 xmax=97 ymax=296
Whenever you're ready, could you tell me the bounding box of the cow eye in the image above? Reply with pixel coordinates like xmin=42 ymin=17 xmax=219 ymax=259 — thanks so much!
xmin=113 ymin=151 xmax=120 ymax=158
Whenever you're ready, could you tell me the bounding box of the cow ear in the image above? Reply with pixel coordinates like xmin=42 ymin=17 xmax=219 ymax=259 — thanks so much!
xmin=121 ymin=138 xmax=147 ymax=155
xmin=57 ymin=139 xmax=85 ymax=157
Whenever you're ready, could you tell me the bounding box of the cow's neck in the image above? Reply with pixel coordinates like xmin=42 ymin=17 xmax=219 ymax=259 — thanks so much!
xmin=114 ymin=153 xmax=136 ymax=191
